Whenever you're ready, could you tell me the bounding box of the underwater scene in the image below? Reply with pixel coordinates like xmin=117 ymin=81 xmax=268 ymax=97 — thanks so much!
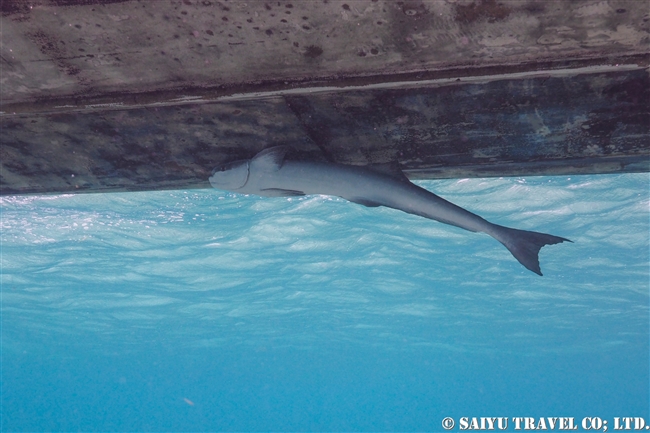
xmin=1 ymin=173 xmax=648 ymax=431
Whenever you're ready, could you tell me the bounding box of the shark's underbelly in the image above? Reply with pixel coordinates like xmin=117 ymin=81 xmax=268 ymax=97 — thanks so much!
xmin=252 ymin=161 xmax=491 ymax=234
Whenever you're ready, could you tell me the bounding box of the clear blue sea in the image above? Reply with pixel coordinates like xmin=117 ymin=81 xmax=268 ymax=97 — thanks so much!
xmin=1 ymin=173 xmax=648 ymax=432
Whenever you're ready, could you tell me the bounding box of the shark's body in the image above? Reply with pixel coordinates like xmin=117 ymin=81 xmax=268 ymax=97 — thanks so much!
xmin=209 ymin=146 xmax=570 ymax=275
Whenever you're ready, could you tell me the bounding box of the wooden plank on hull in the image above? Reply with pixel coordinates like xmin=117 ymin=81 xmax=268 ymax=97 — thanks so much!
xmin=1 ymin=64 xmax=648 ymax=195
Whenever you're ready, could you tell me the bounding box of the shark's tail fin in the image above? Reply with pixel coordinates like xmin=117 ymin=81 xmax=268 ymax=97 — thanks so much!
xmin=491 ymin=224 xmax=571 ymax=276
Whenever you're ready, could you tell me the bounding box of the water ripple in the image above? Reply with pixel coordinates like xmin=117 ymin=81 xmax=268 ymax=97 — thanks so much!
xmin=1 ymin=174 xmax=648 ymax=355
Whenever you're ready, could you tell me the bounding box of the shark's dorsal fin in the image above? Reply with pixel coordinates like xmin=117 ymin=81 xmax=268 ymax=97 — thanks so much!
xmin=365 ymin=162 xmax=410 ymax=183
xmin=250 ymin=146 xmax=290 ymax=172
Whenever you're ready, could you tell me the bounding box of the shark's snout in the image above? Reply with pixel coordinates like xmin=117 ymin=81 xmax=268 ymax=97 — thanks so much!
xmin=209 ymin=160 xmax=250 ymax=190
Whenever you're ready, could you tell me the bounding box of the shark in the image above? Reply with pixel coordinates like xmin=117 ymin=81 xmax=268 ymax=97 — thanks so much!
xmin=209 ymin=146 xmax=571 ymax=275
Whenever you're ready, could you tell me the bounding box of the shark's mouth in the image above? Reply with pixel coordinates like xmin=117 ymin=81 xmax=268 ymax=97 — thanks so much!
xmin=239 ymin=161 xmax=251 ymax=188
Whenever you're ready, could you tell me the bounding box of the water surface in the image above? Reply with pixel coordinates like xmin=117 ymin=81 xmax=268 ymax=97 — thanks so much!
xmin=1 ymin=174 xmax=648 ymax=431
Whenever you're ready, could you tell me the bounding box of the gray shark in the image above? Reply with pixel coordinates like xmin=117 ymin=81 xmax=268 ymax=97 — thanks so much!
xmin=209 ymin=146 xmax=571 ymax=275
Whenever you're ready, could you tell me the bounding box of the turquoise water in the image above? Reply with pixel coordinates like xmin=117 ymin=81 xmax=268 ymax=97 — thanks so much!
xmin=1 ymin=173 xmax=648 ymax=431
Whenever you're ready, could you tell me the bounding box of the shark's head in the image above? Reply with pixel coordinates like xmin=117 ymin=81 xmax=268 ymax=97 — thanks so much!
xmin=209 ymin=159 xmax=250 ymax=191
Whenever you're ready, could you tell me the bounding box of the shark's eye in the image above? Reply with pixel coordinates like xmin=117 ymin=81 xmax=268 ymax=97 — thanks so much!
xmin=211 ymin=165 xmax=228 ymax=176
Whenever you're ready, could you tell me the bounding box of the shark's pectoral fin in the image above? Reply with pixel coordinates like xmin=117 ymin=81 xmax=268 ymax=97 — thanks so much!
xmin=348 ymin=197 xmax=382 ymax=207
xmin=260 ymin=188 xmax=305 ymax=197
xmin=251 ymin=146 xmax=290 ymax=172
xmin=365 ymin=162 xmax=411 ymax=183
